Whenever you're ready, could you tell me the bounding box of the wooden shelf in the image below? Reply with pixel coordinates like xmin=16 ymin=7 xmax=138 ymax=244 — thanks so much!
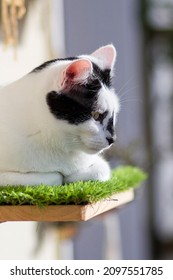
xmin=0 ymin=189 xmax=134 ymax=222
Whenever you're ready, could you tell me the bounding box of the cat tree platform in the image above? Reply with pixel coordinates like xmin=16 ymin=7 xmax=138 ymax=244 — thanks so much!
xmin=0 ymin=189 xmax=134 ymax=222
xmin=0 ymin=166 xmax=146 ymax=222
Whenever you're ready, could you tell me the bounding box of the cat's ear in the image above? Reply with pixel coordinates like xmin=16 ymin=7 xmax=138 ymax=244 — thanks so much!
xmin=91 ymin=44 xmax=116 ymax=69
xmin=61 ymin=59 xmax=92 ymax=88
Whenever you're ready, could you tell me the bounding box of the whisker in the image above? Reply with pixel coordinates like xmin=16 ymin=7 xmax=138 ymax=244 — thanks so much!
xmin=117 ymin=85 xmax=140 ymax=101
xmin=116 ymin=76 xmax=137 ymax=96
xmin=120 ymin=97 xmax=143 ymax=104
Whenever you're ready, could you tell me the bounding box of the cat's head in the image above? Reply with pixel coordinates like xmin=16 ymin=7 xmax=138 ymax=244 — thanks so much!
xmin=39 ymin=45 xmax=120 ymax=154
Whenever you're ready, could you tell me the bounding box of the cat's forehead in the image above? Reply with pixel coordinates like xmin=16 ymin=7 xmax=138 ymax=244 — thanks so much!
xmin=96 ymin=86 xmax=120 ymax=115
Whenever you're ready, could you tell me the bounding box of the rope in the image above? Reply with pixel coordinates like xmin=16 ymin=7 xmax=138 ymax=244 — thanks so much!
xmin=1 ymin=0 xmax=26 ymax=49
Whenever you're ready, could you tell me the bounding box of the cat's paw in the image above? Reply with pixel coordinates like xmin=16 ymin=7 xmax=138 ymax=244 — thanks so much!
xmin=64 ymin=157 xmax=111 ymax=183
xmin=89 ymin=159 xmax=111 ymax=181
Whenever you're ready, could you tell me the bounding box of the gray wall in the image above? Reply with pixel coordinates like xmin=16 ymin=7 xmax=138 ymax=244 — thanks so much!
xmin=63 ymin=0 xmax=151 ymax=259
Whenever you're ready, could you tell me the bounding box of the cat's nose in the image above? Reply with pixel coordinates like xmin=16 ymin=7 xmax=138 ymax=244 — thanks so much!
xmin=106 ymin=137 xmax=114 ymax=146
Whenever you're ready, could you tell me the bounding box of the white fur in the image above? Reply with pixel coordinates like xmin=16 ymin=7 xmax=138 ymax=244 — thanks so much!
xmin=0 ymin=45 xmax=120 ymax=186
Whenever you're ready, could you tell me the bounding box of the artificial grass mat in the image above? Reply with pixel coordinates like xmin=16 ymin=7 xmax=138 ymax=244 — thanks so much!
xmin=0 ymin=166 xmax=147 ymax=207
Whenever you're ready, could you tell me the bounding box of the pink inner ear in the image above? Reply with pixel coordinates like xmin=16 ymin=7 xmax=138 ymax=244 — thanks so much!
xmin=91 ymin=45 xmax=116 ymax=69
xmin=66 ymin=59 xmax=92 ymax=82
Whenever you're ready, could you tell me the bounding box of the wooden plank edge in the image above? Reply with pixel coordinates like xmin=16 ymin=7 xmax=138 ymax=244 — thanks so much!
xmin=81 ymin=189 xmax=134 ymax=220
xmin=0 ymin=205 xmax=83 ymax=222
xmin=0 ymin=189 xmax=134 ymax=222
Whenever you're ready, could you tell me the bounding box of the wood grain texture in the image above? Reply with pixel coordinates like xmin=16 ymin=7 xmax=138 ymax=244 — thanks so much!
xmin=0 ymin=189 xmax=134 ymax=222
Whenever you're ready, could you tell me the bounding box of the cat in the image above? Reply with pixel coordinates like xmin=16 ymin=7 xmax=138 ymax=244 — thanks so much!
xmin=0 ymin=44 xmax=120 ymax=186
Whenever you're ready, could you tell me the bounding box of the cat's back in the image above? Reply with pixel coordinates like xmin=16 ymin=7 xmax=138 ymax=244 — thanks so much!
xmin=0 ymin=77 xmax=41 ymax=168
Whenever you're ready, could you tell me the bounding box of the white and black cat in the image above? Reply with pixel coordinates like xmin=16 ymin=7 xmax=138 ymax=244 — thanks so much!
xmin=0 ymin=45 xmax=120 ymax=186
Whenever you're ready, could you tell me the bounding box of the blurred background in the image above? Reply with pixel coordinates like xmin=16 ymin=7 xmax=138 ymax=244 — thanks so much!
xmin=0 ymin=0 xmax=173 ymax=260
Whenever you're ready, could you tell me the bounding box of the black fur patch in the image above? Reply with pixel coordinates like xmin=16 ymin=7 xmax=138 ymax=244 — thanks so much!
xmin=32 ymin=57 xmax=77 ymax=72
xmin=107 ymin=116 xmax=114 ymax=136
xmin=46 ymin=89 xmax=97 ymax=125
xmin=92 ymin=63 xmax=111 ymax=88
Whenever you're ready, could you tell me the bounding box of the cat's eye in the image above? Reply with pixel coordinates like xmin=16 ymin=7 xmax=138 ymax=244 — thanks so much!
xmin=92 ymin=111 xmax=100 ymax=121
xmin=92 ymin=110 xmax=108 ymax=123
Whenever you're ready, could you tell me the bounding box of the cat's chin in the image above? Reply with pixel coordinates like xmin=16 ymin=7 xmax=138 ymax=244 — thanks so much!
xmin=82 ymin=144 xmax=110 ymax=155
xmin=79 ymin=135 xmax=109 ymax=154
